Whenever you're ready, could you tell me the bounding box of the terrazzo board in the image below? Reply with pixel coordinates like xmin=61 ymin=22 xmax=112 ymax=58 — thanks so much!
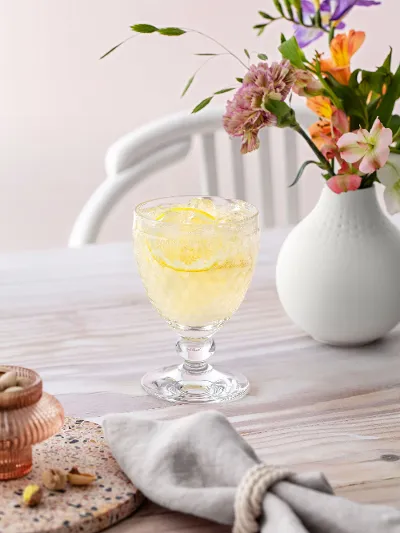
xmin=0 ymin=418 xmax=144 ymax=533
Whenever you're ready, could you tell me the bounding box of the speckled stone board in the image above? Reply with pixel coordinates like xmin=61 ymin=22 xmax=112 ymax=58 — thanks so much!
xmin=0 ymin=417 xmax=144 ymax=533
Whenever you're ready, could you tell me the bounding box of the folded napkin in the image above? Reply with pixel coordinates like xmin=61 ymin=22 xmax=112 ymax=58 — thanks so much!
xmin=103 ymin=410 xmax=400 ymax=532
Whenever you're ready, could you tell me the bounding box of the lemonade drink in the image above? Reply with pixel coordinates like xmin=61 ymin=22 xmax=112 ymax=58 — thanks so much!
xmin=133 ymin=197 xmax=259 ymax=330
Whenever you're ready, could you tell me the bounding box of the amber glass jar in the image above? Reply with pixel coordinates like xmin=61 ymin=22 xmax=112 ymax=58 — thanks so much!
xmin=0 ymin=366 xmax=64 ymax=480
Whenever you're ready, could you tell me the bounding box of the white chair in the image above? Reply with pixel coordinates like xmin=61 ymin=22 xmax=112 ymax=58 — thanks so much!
xmin=69 ymin=105 xmax=314 ymax=248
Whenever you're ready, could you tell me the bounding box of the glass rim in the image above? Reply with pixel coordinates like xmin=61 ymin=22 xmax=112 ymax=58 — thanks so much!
xmin=134 ymin=195 xmax=259 ymax=226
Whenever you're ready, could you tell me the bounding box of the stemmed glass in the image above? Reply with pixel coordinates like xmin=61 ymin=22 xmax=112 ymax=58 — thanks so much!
xmin=133 ymin=196 xmax=259 ymax=403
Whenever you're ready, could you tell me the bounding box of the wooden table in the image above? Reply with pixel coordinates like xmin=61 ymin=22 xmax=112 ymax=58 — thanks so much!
xmin=1 ymin=228 xmax=400 ymax=532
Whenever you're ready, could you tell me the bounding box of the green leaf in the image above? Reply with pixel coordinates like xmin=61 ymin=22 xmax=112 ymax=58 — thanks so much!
xmin=280 ymin=33 xmax=287 ymax=44
xmin=181 ymin=75 xmax=195 ymax=98
xmin=195 ymin=53 xmax=218 ymax=56
xmin=263 ymin=99 xmax=297 ymax=128
xmin=131 ymin=24 xmax=158 ymax=33
xmin=291 ymin=0 xmax=304 ymax=23
xmin=100 ymin=40 xmax=126 ymax=60
xmin=158 ymin=27 xmax=186 ymax=36
xmin=323 ymin=73 xmax=368 ymax=128
xmin=370 ymin=64 xmax=400 ymax=125
xmin=361 ymin=69 xmax=391 ymax=95
xmin=257 ymin=53 xmax=268 ymax=61
xmin=244 ymin=49 xmax=250 ymax=59
xmin=192 ymin=96 xmax=213 ymax=113
xmin=279 ymin=36 xmax=306 ymax=69
xmin=214 ymin=88 xmax=235 ymax=95
xmin=367 ymin=97 xmax=381 ymax=123
xmin=358 ymin=79 xmax=371 ymax=98
xmin=289 ymin=160 xmax=322 ymax=187
xmin=393 ymin=127 xmax=400 ymax=143
xmin=253 ymin=23 xmax=268 ymax=36
xmin=378 ymin=47 xmax=392 ymax=73
xmin=389 ymin=114 xmax=400 ymax=138
xmin=258 ymin=11 xmax=275 ymax=20
xmin=283 ymin=0 xmax=294 ymax=18
xmin=273 ymin=0 xmax=285 ymax=16
xmin=349 ymin=69 xmax=361 ymax=89
xmin=236 ymin=77 xmax=244 ymax=83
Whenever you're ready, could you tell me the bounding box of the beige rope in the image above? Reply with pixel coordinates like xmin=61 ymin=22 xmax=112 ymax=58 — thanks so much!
xmin=233 ymin=463 xmax=293 ymax=533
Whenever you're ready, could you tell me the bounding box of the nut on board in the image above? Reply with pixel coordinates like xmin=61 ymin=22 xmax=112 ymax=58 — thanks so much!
xmin=23 ymin=484 xmax=42 ymax=507
xmin=42 ymin=468 xmax=67 ymax=491
xmin=67 ymin=466 xmax=96 ymax=486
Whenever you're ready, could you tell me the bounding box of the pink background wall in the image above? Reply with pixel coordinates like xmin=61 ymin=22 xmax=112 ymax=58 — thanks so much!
xmin=0 ymin=0 xmax=391 ymax=250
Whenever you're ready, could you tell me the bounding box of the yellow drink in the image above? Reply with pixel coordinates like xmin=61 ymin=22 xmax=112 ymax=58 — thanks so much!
xmin=133 ymin=197 xmax=259 ymax=329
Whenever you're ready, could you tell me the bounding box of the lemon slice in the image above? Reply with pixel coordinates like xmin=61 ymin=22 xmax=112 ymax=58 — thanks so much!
xmin=149 ymin=207 xmax=217 ymax=272
xmin=155 ymin=206 xmax=215 ymax=224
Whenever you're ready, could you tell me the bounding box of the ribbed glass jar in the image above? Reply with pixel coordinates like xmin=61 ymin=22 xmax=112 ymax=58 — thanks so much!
xmin=0 ymin=366 xmax=64 ymax=480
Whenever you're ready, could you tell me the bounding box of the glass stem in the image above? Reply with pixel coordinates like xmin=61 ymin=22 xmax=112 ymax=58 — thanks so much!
xmin=176 ymin=338 xmax=215 ymax=374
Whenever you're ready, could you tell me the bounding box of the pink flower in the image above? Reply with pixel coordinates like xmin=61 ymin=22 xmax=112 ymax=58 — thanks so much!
xmin=292 ymin=70 xmax=323 ymax=97
xmin=331 ymin=109 xmax=349 ymax=138
xmin=327 ymin=172 xmax=362 ymax=194
xmin=223 ymin=85 xmax=277 ymax=154
xmin=243 ymin=60 xmax=296 ymax=101
xmin=337 ymin=117 xmax=393 ymax=174
xmin=316 ymin=109 xmax=350 ymax=161
xmin=223 ymin=60 xmax=295 ymax=154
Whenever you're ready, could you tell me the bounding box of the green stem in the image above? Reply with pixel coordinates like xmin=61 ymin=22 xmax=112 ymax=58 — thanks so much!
xmin=392 ymin=128 xmax=400 ymax=144
xmin=189 ymin=54 xmax=232 ymax=87
xmin=185 ymin=28 xmax=248 ymax=69
xmin=285 ymin=16 xmax=329 ymax=31
xmin=314 ymin=9 xmax=323 ymax=29
xmin=292 ymin=124 xmax=334 ymax=176
xmin=309 ymin=67 xmax=343 ymax=109
xmin=328 ymin=24 xmax=335 ymax=43
xmin=258 ymin=13 xmax=329 ymax=32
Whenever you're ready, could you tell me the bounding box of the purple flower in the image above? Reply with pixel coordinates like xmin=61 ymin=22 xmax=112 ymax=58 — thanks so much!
xmin=223 ymin=61 xmax=295 ymax=154
xmin=331 ymin=0 xmax=381 ymax=20
xmin=295 ymin=0 xmax=380 ymax=47
xmin=294 ymin=26 xmax=324 ymax=48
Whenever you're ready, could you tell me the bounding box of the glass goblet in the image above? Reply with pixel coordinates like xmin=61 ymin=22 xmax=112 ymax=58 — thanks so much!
xmin=133 ymin=196 xmax=259 ymax=403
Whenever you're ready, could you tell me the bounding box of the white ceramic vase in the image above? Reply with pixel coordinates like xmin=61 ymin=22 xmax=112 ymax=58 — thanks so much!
xmin=276 ymin=185 xmax=400 ymax=346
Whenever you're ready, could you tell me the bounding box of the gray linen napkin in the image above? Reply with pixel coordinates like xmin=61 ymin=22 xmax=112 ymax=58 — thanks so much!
xmin=103 ymin=410 xmax=400 ymax=532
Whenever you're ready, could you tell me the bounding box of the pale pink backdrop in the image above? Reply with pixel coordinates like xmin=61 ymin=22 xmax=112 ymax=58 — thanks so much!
xmin=0 ymin=0 xmax=391 ymax=250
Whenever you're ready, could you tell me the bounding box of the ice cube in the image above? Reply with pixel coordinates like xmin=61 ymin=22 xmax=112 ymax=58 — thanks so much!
xmin=188 ymin=197 xmax=217 ymax=217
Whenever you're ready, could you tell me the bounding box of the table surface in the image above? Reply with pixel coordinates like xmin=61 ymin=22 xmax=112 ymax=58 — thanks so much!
xmin=2 ymin=228 xmax=400 ymax=532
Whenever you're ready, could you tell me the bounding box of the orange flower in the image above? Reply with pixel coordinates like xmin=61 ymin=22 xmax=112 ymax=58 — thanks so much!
xmin=320 ymin=30 xmax=365 ymax=85
xmin=307 ymin=95 xmax=335 ymax=119
xmin=309 ymin=119 xmax=332 ymax=149
xmin=309 ymin=109 xmax=350 ymax=161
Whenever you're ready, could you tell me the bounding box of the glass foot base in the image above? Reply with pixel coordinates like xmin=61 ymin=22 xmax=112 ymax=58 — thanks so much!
xmin=141 ymin=363 xmax=249 ymax=404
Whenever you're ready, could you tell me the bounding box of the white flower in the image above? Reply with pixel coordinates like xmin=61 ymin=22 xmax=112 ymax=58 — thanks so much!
xmin=378 ymin=154 xmax=400 ymax=215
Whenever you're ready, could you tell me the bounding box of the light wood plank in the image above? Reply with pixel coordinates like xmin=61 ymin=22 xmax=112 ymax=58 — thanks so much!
xmin=1 ymin=229 xmax=400 ymax=532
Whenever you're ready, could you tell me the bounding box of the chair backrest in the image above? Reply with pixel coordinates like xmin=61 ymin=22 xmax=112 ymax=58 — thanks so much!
xmin=69 ymin=104 xmax=314 ymax=247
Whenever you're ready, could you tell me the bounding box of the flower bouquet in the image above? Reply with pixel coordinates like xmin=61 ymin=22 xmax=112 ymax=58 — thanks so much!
xmin=103 ymin=0 xmax=399 ymax=210
xmin=103 ymin=0 xmax=400 ymax=345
